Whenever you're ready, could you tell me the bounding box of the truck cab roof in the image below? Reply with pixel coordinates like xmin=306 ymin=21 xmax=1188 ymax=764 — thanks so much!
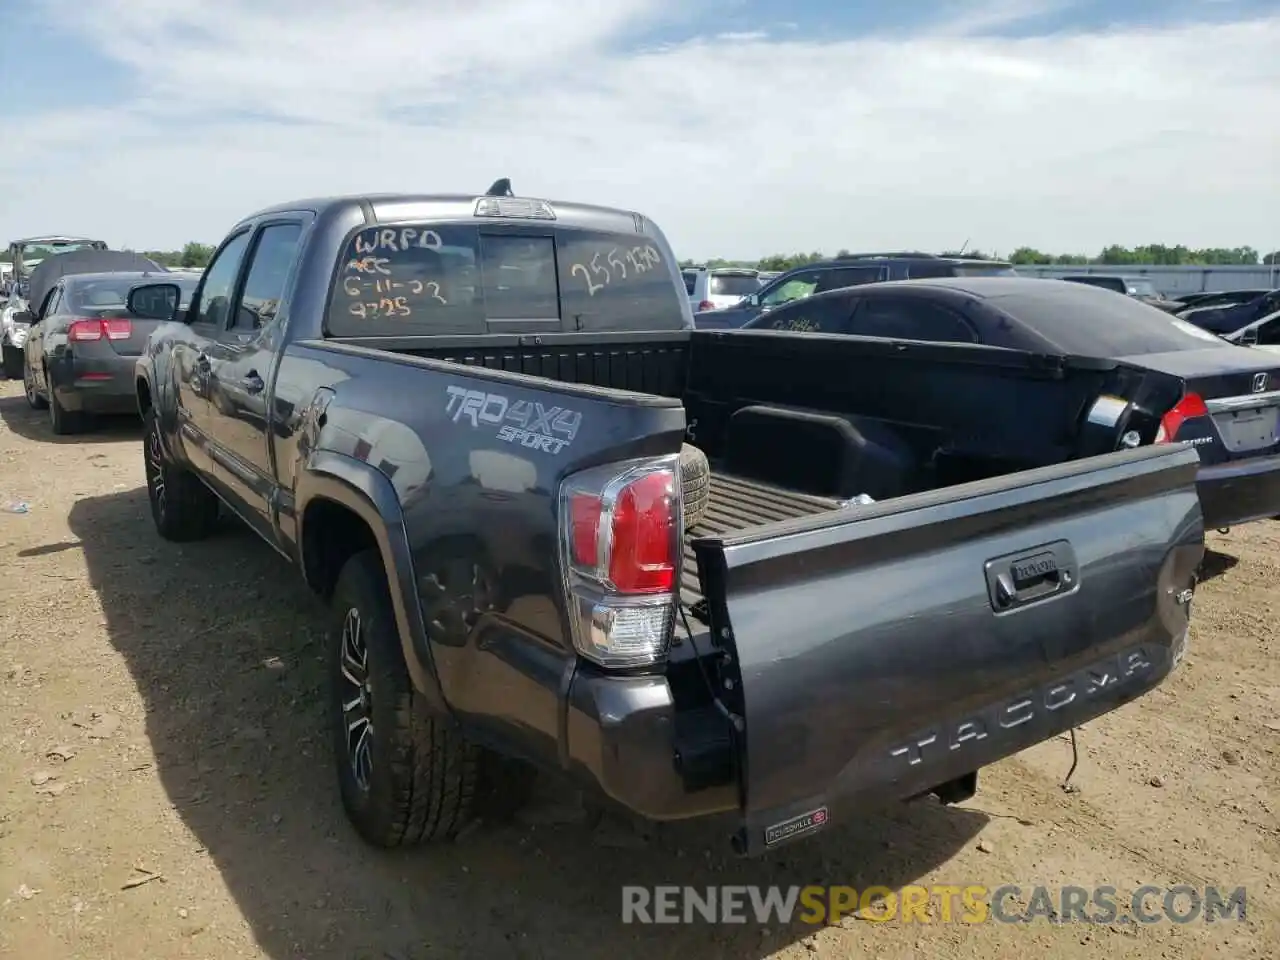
xmin=237 ymin=192 xmax=649 ymax=238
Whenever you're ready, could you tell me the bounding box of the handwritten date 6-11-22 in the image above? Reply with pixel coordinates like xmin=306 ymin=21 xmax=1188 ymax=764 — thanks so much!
xmin=570 ymin=245 xmax=662 ymax=297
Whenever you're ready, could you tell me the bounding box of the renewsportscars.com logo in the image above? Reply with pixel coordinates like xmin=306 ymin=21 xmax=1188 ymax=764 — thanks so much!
xmin=621 ymin=884 xmax=1247 ymax=926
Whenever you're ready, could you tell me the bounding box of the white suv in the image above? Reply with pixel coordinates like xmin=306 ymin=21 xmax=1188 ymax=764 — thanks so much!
xmin=683 ymin=267 xmax=761 ymax=313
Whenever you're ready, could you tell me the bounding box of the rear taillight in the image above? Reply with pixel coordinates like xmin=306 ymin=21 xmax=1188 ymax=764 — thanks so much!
xmin=68 ymin=318 xmax=131 ymax=342
xmin=559 ymin=456 xmax=680 ymax=668
xmin=697 ymin=300 xmax=716 ymax=313
xmin=1155 ymin=392 xmax=1209 ymax=443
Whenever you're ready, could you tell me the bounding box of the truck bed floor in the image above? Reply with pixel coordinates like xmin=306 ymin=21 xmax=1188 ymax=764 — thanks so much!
xmin=679 ymin=472 xmax=841 ymax=611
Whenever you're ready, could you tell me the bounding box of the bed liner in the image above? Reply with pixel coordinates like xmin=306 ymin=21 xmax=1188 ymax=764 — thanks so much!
xmin=679 ymin=471 xmax=843 ymax=614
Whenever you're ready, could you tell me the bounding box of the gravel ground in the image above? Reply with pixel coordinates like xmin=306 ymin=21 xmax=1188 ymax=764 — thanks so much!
xmin=0 ymin=379 xmax=1276 ymax=959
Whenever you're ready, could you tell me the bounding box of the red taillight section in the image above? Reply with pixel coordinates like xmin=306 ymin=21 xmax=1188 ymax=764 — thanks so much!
xmin=608 ymin=472 xmax=677 ymax=593
xmin=568 ymin=472 xmax=675 ymax=594
xmin=560 ymin=459 xmax=681 ymax=668
xmin=104 ymin=318 xmax=132 ymax=340
xmin=67 ymin=318 xmax=132 ymax=342
xmin=1155 ymin=392 xmax=1209 ymax=443
xmin=569 ymin=494 xmax=603 ymax=568
xmin=697 ymin=300 xmax=716 ymax=313
xmin=67 ymin=319 xmax=103 ymax=341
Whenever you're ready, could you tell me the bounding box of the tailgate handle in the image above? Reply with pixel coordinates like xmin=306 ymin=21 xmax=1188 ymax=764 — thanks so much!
xmin=985 ymin=542 xmax=1077 ymax=612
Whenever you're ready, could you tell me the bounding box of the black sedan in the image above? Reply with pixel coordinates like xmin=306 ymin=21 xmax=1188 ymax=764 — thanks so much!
xmin=23 ymin=271 xmax=198 ymax=434
xmin=740 ymin=276 xmax=1280 ymax=529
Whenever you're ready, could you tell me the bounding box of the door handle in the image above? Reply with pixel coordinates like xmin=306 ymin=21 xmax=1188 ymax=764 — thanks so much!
xmin=985 ymin=541 xmax=1077 ymax=612
xmin=240 ymin=372 xmax=265 ymax=394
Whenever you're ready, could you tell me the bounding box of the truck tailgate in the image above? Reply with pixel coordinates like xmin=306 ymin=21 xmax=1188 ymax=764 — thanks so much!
xmin=691 ymin=444 xmax=1204 ymax=855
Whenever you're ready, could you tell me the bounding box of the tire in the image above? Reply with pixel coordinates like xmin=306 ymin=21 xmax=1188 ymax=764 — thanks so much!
xmin=2 ymin=346 xmax=22 ymax=380
xmin=143 ymin=406 xmax=220 ymax=541
xmin=330 ymin=549 xmax=481 ymax=847
xmin=48 ymin=385 xmax=88 ymax=435
xmin=680 ymin=442 xmax=710 ymax=528
xmin=23 ymin=358 xmax=46 ymax=410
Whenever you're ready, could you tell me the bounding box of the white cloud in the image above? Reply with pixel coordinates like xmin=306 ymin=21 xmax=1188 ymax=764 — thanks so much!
xmin=3 ymin=0 xmax=1279 ymax=259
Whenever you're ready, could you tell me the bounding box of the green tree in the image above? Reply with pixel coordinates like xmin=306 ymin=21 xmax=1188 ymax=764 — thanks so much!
xmin=180 ymin=242 xmax=214 ymax=268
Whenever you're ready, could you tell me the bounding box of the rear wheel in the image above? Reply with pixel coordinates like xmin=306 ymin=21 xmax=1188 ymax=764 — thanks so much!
xmin=330 ymin=549 xmax=481 ymax=847
xmin=22 ymin=358 xmax=46 ymax=410
xmin=2 ymin=345 xmax=22 ymax=380
xmin=48 ymin=385 xmax=89 ymax=435
xmin=143 ymin=406 xmax=220 ymax=541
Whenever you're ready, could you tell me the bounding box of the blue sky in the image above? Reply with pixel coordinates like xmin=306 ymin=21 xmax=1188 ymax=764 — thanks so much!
xmin=1 ymin=0 xmax=1278 ymax=257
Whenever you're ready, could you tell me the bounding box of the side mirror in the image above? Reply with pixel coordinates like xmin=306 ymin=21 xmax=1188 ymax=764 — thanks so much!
xmin=1238 ymin=327 xmax=1259 ymax=346
xmin=11 ymin=310 xmax=32 ymax=326
xmin=742 ymin=293 xmax=760 ymax=308
xmin=127 ymin=282 xmax=182 ymax=322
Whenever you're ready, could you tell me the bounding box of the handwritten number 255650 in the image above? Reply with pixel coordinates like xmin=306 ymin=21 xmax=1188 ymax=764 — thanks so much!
xmin=570 ymin=245 xmax=662 ymax=297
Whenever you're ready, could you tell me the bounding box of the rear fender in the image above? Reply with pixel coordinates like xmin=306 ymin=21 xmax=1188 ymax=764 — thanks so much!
xmin=296 ymin=450 xmax=447 ymax=715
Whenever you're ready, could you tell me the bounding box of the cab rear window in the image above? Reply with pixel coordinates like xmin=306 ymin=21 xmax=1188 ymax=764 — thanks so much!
xmin=326 ymin=222 xmax=688 ymax=336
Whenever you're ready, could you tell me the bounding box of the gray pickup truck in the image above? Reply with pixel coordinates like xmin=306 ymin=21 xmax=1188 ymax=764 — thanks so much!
xmin=129 ymin=184 xmax=1204 ymax=857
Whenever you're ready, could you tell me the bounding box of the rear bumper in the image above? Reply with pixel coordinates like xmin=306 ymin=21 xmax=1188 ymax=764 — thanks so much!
xmin=1196 ymin=453 xmax=1280 ymax=527
xmin=561 ymin=631 xmax=1186 ymax=854
xmin=49 ymin=353 xmax=140 ymax=414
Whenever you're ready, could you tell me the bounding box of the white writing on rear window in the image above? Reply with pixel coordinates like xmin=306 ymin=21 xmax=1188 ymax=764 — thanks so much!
xmin=569 ymin=245 xmax=663 ymax=297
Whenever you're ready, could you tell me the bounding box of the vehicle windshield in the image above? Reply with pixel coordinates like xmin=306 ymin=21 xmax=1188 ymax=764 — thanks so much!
xmin=19 ymin=240 xmax=104 ymax=260
xmin=993 ymin=288 xmax=1235 ymax=356
xmin=67 ymin=276 xmax=197 ymax=314
xmin=709 ymin=273 xmax=760 ymax=297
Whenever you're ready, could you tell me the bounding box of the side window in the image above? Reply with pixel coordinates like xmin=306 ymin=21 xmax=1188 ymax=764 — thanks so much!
xmin=905 ymin=261 xmax=956 ymax=280
xmin=850 ymin=297 xmax=978 ymax=344
xmin=232 ymin=223 xmax=303 ymax=331
xmin=41 ymin=286 xmax=62 ymax=319
xmin=1256 ymin=319 xmax=1280 ymax=346
xmin=813 ymin=267 xmax=884 ymax=294
xmin=760 ymin=272 xmax=819 ymax=308
xmin=192 ymin=231 xmax=252 ymax=329
xmin=556 ymin=229 xmax=685 ymax=331
xmin=764 ymin=295 xmax=855 ymax=334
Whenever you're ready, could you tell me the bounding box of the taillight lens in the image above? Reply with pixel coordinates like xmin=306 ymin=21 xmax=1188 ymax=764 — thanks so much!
xmin=560 ymin=457 xmax=681 ymax=668
xmin=697 ymin=300 xmax=716 ymax=313
xmin=68 ymin=318 xmax=132 ymax=342
xmin=68 ymin=319 xmax=103 ymax=341
xmin=1155 ymin=392 xmax=1209 ymax=443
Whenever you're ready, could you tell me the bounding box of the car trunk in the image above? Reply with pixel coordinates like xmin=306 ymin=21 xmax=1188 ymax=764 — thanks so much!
xmin=351 ymin=328 xmax=1204 ymax=854
xmin=82 ymin=309 xmax=167 ymax=357
xmin=1123 ymin=347 xmax=1280 ymax=462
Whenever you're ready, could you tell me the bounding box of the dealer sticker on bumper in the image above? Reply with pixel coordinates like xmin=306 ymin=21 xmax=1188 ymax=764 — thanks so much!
xmin=764 ymin=807 xmax=829 ymax=847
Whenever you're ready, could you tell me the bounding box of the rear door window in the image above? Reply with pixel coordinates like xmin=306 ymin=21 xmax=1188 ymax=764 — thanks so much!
xmin=850 ymin=296 xmax=978 ymax=343
xmin=813 ymin=266 xmax=885 ymax=294
xmin=756 ymin=294 xmax=856 ymax=334
xmin=682 ymin=270 xmax=697 ymax=295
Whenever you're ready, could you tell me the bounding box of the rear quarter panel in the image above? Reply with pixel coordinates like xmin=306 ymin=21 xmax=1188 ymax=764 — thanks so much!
xmin=276 ymin=340 xmax=688 ymax=766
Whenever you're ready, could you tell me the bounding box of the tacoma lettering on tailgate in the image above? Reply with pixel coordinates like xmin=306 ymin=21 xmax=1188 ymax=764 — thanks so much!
xmin=888 ymin=647 xmax=1154 ymax=768
xmin=445 ymin=385 xmax=582 ymax=454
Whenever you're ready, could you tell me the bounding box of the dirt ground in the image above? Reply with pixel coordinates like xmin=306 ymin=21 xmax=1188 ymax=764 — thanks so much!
xmin=0 ymin=378 xmax=1276 ymax=960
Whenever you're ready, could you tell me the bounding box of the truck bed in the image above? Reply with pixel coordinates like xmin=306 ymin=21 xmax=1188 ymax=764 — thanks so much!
xmin=679 ymin=472 xmax=842 ymax=614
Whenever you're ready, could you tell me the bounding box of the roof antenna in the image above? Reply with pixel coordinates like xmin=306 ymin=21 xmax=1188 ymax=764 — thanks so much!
xmin=486 ymin=178 xmax=514 ymax=197
xmin=957 ymin=238 xmax=971 ymax=256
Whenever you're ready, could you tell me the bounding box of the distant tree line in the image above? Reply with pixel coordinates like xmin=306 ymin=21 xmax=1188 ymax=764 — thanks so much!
xmin=683 ymin=245 xmax=1280 ymax=273
xmin=137 ymin=242 xmax=216 ymax=269
xmin=0 ymin=241 xmax=216 ymax=269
